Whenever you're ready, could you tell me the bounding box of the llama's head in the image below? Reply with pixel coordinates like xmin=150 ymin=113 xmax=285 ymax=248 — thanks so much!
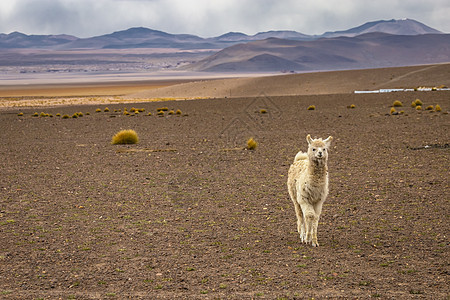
xmin=306 ymin=134 xmax=333 ymax=165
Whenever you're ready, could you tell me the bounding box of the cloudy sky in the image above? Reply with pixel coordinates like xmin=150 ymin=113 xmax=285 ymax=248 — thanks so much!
xmin=0 ymin=0 xmax=449 ymax=37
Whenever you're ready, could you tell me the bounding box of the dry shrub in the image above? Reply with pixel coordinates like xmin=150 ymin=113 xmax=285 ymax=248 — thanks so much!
xmin=111 ymin=130 xmax=139 ymax=145
xmin=175 ymin=109 xmax=182 ymax=115
xmin=415 ymin=105 xmax=422 ymax=111
xmin=414 ymin=99 xmax=423 ymax=106
xmin=393 ymin=100 xmax=403 ymax=107
xmin=246 ymin=138 xmax=257 ymax=150
xmin=307 ymin=105 xmax=315 ymax=110
xmin=411 ymin=101 xmax=417 ymax=108
xmin=435 ymin=104 xmax=442 ymax=112
xmin=425 ymin=105 xmax=434 ymax=111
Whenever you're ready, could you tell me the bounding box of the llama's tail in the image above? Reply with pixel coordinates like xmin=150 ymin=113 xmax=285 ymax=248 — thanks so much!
xmin=293 ymin=151 xmax=308 ymax=163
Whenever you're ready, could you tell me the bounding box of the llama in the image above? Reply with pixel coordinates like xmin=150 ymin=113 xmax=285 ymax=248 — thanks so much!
xmin=287 ymin=134 xmax=333 ymax=247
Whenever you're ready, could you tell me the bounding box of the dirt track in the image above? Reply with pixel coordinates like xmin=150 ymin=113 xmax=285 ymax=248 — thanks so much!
xmin=0 ymin=88 xmax=449 ymax=298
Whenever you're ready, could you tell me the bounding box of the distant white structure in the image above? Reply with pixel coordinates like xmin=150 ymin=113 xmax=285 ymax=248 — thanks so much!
xmin=354 ymin=87 xmax=449 ymax=94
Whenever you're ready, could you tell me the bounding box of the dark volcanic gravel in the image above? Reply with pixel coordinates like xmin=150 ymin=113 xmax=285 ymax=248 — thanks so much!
xmin=0 ymin=91 xmax=449 ymax=299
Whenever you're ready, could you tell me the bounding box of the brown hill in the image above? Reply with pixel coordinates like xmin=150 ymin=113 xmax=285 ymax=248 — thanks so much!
xmin=188 ymin=33 xmax=450 ymax=72
xmin=130 ymin=63 xmax=450 ymax=99
xmin=321 ymin=18 xmax=442 ymax=38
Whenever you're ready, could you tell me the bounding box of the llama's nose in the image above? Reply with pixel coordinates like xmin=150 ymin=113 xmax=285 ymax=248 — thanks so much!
xmin=318 ymin=151 xmax=322 ymax=157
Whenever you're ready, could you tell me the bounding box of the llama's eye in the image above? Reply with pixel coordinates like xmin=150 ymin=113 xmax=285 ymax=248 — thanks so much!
xmin=312 ymin=148 xmax=316 ymax=151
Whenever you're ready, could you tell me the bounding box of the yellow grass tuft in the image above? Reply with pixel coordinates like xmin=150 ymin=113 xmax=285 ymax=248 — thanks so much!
xmin=175 ymin=109 xmax=182 ymax=115
xmin=111 ymin=129 xmax=139 ymax=145
xmin=95 ymin=108 xmax=101 ymax=113
xmin=435 ymin=104 xmax=442 ymax=112
xmin=62 ymin=114 xmax=70 ymax=119
xmin=390 ymin=107 xmax=397 ymax=114
xmin=414 ymin=99 xmax=423 ymax=106
xmin=168 ymin=110 xmax=175 ymax=115
xmin=415 ymin=105 xmax=422 ymax=111
xmin=260 ymin=109 xmax=267 ymax=114
xmin=307 ymin=105 xmax=315 ymax=110
xmin=411 ymin=101 xmax=417 ymax=108
xmin=17 ymin=112 xmax=24 ymax=116
xmin=393 ymin=100 xmax=403 ymax=107
xmin=425 ymin=105 xmax=434 ymax=111
xmin=246 ymin=137 xmax=257 ymax=150
xmin=104 ymin=107 xmax=110 ymax=112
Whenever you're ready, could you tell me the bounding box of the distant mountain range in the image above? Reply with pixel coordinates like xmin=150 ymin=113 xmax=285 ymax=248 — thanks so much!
xmin=1 ymin=19 xmax=449 ymax=73
xmin=0 ymin=19 xmax=443 ymax=50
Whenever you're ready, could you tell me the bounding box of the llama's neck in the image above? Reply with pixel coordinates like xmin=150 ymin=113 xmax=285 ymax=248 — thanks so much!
xmin=308 ymin=159 xmax=328 ymax=179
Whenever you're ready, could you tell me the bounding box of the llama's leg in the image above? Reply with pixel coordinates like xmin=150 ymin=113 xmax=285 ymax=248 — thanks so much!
xmin=300 ymin=203 xmax=316 ymax=244
xmin=311 ymin=216 xmax=320 ymax=247
xmin=293 ymin=201 xmax=305 ymax=240
xmin=289 ymin=180 xmax=305 ymax=241
xmin=311 ymin=203 xmax=324 ymax=247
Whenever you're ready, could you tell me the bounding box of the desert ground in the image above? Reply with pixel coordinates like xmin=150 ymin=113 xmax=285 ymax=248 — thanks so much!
xmin=0 ymin=65 xmax=449 ymax=299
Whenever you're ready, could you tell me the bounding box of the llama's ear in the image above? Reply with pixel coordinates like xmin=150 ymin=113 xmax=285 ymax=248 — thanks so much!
xmin=324 ymin=136 xmax=333 ymax=147
xmin=306 ymin=134 xmax=313 ymax=145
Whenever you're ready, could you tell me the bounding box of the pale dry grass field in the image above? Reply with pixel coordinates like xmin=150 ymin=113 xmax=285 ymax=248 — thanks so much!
xmin=2 ymin=63 xmax=448 ymax=110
